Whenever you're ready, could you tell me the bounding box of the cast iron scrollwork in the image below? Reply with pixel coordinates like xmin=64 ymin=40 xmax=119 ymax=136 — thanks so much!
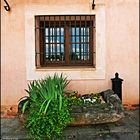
xmin=4 ymin=0 xmax=10 ymax=11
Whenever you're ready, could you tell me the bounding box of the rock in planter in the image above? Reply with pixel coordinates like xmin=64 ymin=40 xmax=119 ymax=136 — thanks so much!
xmin=100 ymin=89 xmax=124 ymax=113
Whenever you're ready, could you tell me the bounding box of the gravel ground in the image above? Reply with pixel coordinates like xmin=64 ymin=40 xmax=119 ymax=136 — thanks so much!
xmin=1 ymin=109 xmax=139 ymax=140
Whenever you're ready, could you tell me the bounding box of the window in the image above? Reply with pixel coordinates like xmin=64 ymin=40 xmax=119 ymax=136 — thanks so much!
xmin=35 ymin=15 xmax=95 ymax=67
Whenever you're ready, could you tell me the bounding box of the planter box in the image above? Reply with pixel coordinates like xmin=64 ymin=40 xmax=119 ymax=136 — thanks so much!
xmin=69 ymin=89 xmax=124 ymax=125
xmin=18 ymin=89 xmax=124 ymax=125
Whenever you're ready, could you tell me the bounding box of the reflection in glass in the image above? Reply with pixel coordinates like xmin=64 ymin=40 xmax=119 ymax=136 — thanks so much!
xmin=70 ymin=27 xmax=90 ymax=61
xmin=45 ymin=27 xmax=65 ymax=61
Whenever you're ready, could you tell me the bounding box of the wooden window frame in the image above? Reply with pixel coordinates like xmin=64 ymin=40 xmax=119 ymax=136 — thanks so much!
xmin=35 ymin=15 xmax=95 ymax=68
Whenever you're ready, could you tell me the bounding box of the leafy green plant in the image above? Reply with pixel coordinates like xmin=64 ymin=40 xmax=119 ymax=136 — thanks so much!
xmin=19 ymin=73 xmax=73 ymax=139
xmin=65 ymin=91 xmax=102 ymax=107
xmin=65 ymin=90 xmax=84 ymax=106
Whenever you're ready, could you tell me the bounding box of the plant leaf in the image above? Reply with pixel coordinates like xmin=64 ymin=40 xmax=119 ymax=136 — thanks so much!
xmin=22 ymin=100 xmax=29 ymax=114
xmin=18 ymin=96 xmax=29 ymax=102
xmin=39 ymin=99 xmax=48 ymax=114
xmin=43 ymin=99 xmax=51 ymax=114
xmin=59 ymin=95 xmax=62 ymax=110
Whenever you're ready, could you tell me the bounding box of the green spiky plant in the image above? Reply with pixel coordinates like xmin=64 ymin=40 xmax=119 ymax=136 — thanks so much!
xmin=18 ymin=73 xmax=73 ymax=139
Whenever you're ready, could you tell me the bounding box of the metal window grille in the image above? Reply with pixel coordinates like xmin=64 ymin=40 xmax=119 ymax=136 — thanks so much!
xmin=35 ymin=15 xmax=95 ymax=67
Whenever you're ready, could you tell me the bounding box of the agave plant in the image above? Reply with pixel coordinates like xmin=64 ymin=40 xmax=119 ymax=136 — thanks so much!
xmin=18 ymin=73 xmax=69 ymax=114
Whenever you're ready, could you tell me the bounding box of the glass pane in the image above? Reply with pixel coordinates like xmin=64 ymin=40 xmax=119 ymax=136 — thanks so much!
xmin=71 ymin=44 xmax=75 ymax=52
xmin=56 ymin=36 xmax=60 ymax=43
xmin=56 ymin=28 xmax=59 ymax=35
xmin=61 ymin=36 xmax=64 ymax=43
xmin=50 ymin=28 xmax=54 ymax=36
xmin=81 ymin=28 xmax=84 ymax=35
xmin=81 ymin=36 xmax=89 ymax=43
xmin=70 ymin=27 xmax=80 ymax=36
xmin=50 ymin=28 xmax=53 ymax=35
xmin=81 ymin=36 xmax=84 ymax=42
xmin=71 ymin=37 xmax=75 ymax=43
xmin=81 ymin=44 xmax=84 ymax=60
xmin=84 ymin=36 xmax=88 ymax=42
xmin=85 ymin=28 xmax=89 ymax=35
xmin=84 ymin=44 xmax=89 ymax=60
xmin=60 ymin=44 xmax=65 ymax=61
xmin=61 ymin=28 xmax=64 ymax=35
xmin=71 ymin=28 xmax=75 ymax=35
xmin=61 ymin=44 xmax=64 ymax=53
xmin=76 ymin=28 xmax=79 ymax=35
xmin=76 ymin=44 xmax=80 ymax=52
xmin=81 ymin=27 xmax=89 ymax=36
xmin=45 ymin=37 xmax=49 ymax=43
xmin=45 ymin=28 xmax=48 ymax=36
xmin=45 ymin=44 xmax=49 ymax=58
xmin=50 ymin=37 xmax=52 ymax=43
xmin=50 ymin=44 xmax=53 ymax=55
xmin=53 ymin=36 xmax=57 ymax=43
xmin=85 ymin=44 xmax=89 ymax=52
xmin=56 ymin=44 xmax=60 ymax=54
xmin=76 ymin=36 xmax=79 ymax=42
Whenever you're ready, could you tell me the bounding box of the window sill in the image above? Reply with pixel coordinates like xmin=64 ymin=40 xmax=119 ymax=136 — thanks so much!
xmin=31 ymin=67 xmax=105 ymax=80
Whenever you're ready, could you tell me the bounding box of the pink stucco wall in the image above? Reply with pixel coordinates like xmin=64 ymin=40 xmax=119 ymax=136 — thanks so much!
xmin=1 ymin=0 xmax=139 ymax=107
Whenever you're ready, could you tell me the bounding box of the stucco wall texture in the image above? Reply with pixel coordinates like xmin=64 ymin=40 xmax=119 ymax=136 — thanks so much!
xmin=1 ymin=0 xmax=139 ymax=107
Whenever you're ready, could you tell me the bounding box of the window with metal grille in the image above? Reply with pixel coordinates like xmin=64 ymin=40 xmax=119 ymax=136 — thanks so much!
xmin=35 ymin=15 xmax=95 ymax=67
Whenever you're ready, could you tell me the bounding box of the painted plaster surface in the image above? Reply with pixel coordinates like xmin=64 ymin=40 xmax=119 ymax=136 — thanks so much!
xmin=1 ymin=0 xmax=139 ymax=109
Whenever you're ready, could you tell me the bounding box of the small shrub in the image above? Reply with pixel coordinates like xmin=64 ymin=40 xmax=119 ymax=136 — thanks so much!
xmin=19 ymin=73 xmax=74 ymax=139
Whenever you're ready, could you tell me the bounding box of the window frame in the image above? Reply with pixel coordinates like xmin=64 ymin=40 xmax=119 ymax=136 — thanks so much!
xmin=35 ymin=15 xmax=96 ymax=68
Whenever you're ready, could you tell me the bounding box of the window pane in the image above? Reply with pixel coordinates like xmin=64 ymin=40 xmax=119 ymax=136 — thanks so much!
xmin=71 ymin=44 xmax=75 ymax=52
xmin=71 ymin=37 xmax=75 ymax=43
xmin=76 ymin=36 xmax=80 ymax=42
xmin=50 ymin=28 xmax=54 ymax=35
xmin=70 ymin=26 xmax=90 ymax=61
xmin=61 ymin=36 xmax=64 ymax=43
xmin=57 ymin=36 xmax=60 ymax=43
xmin=61 ymin=28 xmax=64 ymax=35
xmin=71 ymin=28 xmax=75 ymax=35
xmin=57 ymin=28 xmax=60 ymax=35
xmin=76 ymin=44 xmax=80 ymax=52
xmin=46 ymin=37 xmax=49 ymax=43
xmin=81 ymin=28 xmax=84 ymax=35
xmin=83 ymin=44 xmax=89 ymax=60
xmin=60 ymin=44 xmax=65 ymax=60
xmin=76 ymin=28 xmax=79 ymax=35
xmin=81 ymin=27 xmax=89 ymax=36
xmin=45 ymin=44 xmax=49 ymax=59
xmin=45 ymin=28 xmax=49 ymax=36
xmin=61 ymin=44 xmax=64 ymax=53
xmin=81 ymin=36 xmax=89 ymax=43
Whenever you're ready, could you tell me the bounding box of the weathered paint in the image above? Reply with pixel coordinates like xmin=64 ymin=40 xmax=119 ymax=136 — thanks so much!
xmin=1 ymin=0 xmax=139 ymax=111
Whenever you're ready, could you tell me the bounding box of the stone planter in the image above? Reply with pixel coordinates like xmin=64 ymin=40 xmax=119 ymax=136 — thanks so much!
xmin=69 ymin=89 xmax=125 ymax=126
xmin=18 ymin=89 xmax=124 ymax=125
